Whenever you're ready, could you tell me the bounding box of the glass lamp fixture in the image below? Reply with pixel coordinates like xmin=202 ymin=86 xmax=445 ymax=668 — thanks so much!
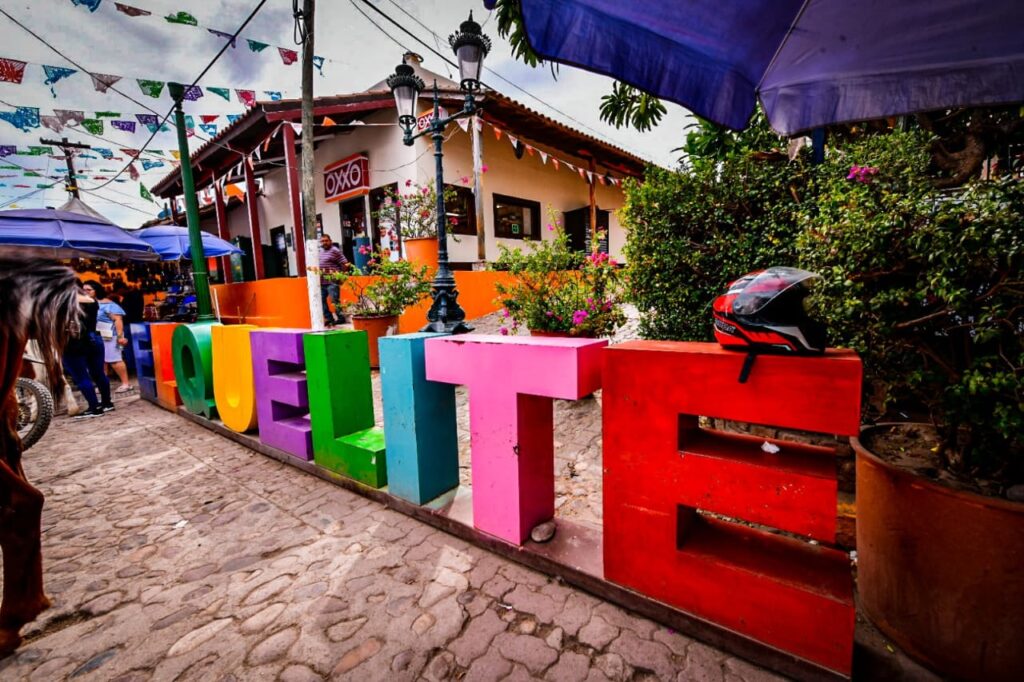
xmin=386 ymin=63 xmax=425 ymax=131
xmin=449 ymin=11 xmax=492 ymax=91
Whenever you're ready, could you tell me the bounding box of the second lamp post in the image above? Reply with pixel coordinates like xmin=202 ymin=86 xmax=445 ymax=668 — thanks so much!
xmin=387 ymin=12 xmax=490 ymax=334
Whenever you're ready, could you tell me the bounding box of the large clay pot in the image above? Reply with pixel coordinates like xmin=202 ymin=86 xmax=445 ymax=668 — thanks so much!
xmin=403 ymin=237 xmax=438 ymax=274
xmin=351 ymin=315 xmax=398 ymax=368
xmin=853 ymin=425 xmax=1024 ymax=681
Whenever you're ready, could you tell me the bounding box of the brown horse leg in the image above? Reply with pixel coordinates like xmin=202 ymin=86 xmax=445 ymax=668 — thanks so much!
xmin=0 ymin=458 xmax=50 ymax=657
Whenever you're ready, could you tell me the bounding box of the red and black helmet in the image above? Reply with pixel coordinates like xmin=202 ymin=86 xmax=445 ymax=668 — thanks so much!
xmin=713 ymin=267 xmax=827 ymax=354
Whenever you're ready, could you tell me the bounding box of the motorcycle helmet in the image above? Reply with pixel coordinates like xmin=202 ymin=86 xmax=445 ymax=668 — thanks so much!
xmin=712 ymin=266 xmax=827 ymax=354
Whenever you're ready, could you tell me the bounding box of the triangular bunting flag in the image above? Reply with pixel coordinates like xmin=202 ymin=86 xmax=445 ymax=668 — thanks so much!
xmin=474 ymin=117 xmax=483 ymax=132
xmin=128 ymin=163 xmax=139 ymax=181
xmin=236 ymin=89 xmax=256 ymax=107
xmin=120 ymin=148 xmax=141 ymax=158
xmin=585 ymin=170 xmax=593 ymax=183
xmin=170 ymin=150 xmax=181 ymax=160
xmin=226 ymin=114 xmax=241 ymax=124
xmin=200 ymin=115 xmax=219 ymax=124
xmin=90 ymin=73 xmax=122 ymax=93
xmin=136 ymin=114 xmax=159 ymax=126
xmin=81 ymin=118 xmax=104 ymax=135
xmin=0 ymin=58 xmax=27 ymax=84
xmin=0 ymin=146 xmax=17 ymax=157
xmin=493 ymin=125 xmax=502 ymax=141
xmin=264 ymin=91 xmax=282 ymax=101
xmin=55 ymin=109 xmax=85 ymax=125
xmin=71 ymin=0 xmax=101 ymax=12
xmin=551 ymin=157 xmax=559 ymax=171
xmin=290 ymin=122 xmax=302 ymax=135
xmin=455 ymin=117 xmax=470 ymax=132
xmin=182 ymin=85 xmax=204 ymax=101
xmin=208 ymin=87 xmax=230 ymax=101
xmin=111 ymin=120 xmax=136 ymax=133
xmin=312 ymin=56 xmax=325 ymax=75
xmin=525 ymin=144 xmax=535 ymax=157
xmin=199 ymin=123 xmax=217 ymax=136
xmin=578 ymin=167 xmax=586 ymax=180
xmin=40 ymin=115 xmax=64 ymax=133
xmin=141 ymin=159 xmax=164 ymax=171
xmin=322 ymin=116 xmax=337 ymax=127
xmin=183 ymin=115 xmax=195 ymax=129
xmin=140 ymin=182 xmax=154 ymax=202
xmin=95 ymin=148 xmax=114 ymax=159
xmin=507 ymin=134 xmax=518 ymax=148
xmin=278 ymin=48 xmax=299 ymax=65
xmin=0 ymin=107 xmax=40 ymax=132
xmin=538 ymin=150 xmax=548 ymax=165
xmin=207 ymin=28 xmax=237 ymax=48
xmin=42 ymin=65 xmax=76 ymax=97
xmin=246 ymin=39 xmax=269 ymax=53
xmin=115 ymin=3 xmax=151 ymax=17
xmin=95 ymin=111 xmax=120 ymax=118
xmin=137 ymin=79 xmax=165 ymax=98
xmin=165 ymin=11 xmax=198 ymax=26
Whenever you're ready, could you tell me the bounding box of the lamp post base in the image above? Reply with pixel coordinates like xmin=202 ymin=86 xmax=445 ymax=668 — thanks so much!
xmin=421 ymin=283 xmax=473 ymax=335
xmin=421 ymin=319 xmax=474 ymax=334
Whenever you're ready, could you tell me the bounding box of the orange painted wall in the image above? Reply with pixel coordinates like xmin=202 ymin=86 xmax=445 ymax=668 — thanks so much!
xmin=211 ymin=271 xmax=517 ymax=331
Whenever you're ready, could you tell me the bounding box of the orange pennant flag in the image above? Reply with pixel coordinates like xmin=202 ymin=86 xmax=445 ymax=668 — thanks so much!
xmin=493 ymin=125 xmax=502 ymax=141
xmin=322 ymin=116 xmax=337 ymax=127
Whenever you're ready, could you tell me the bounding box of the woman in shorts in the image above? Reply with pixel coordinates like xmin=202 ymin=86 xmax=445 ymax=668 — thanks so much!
xmin=82 ymin=281 xmax=133 ymax=393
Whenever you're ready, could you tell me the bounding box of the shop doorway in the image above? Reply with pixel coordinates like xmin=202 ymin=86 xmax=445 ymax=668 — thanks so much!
xmin=269 ymin=225 xmax=291 ymax=277
xmin=338 ymin=198 xmax=370 ymax=264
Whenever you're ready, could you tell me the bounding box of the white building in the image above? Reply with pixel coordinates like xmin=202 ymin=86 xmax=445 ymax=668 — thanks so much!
xmin=151 ymin=56 xmax=647 ymax=281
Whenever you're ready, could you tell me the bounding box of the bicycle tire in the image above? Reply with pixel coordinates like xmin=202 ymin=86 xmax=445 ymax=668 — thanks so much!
xmin=16 ymin=377 xmax=53 ymax=451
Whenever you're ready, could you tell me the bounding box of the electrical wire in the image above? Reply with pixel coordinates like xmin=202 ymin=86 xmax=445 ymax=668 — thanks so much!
xmin=365 ymin=0 xmax=650 ymax=159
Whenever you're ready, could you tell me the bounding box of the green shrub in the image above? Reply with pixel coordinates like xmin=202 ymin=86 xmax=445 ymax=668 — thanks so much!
xmin=622 ymin=155 xmax=809 ymax=341
xmin=797 ymin=130 xmax=1023 ymax=480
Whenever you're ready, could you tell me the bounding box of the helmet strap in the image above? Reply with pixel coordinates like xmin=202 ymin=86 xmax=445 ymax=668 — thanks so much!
xmin=738 ymin=351 xmax=758 ymax=384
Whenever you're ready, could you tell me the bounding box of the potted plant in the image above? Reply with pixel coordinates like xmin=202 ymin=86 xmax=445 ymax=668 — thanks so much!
xmin=373 ymin=180 xmax=460 ymax=272
xmin=493 ymin=216 xmax=625 ymax=338
xmin=797 ymin=130 xmax=1023 ymax=680
xmin=329 ymin=251 xmax=432 ymax=368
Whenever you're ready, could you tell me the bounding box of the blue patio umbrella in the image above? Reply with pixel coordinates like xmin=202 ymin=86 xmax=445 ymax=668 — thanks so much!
xmin=488 ymin=1 xmax=1024 ymax=134
xmin=135 ymin=225 xmax=244 ymax=261
xmin=0 ymin=197 xmax=158 ymax=260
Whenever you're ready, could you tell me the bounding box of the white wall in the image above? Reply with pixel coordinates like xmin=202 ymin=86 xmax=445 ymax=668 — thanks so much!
xmin=240 ymin=108 xmax=630 ymax=271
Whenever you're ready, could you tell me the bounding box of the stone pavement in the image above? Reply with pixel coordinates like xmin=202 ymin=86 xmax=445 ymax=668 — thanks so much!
xmin=0 ymin=392 xmax=785 ymax=681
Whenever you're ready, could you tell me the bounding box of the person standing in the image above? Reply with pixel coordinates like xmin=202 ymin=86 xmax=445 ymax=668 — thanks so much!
xmin=318 ymin=233 xmax=350 ymax=327
xmin=82 ymin=282 xmax=132 ymax=393
xmin=62 ymin=281 xmax=112 ymax=417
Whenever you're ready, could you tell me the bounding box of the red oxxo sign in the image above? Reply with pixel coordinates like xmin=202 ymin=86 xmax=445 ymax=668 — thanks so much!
xmin=324 ymin=153 xmax=369 ymax=203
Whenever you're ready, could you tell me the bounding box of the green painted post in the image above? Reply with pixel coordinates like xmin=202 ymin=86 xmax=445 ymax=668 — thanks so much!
xmin=168 ymin=82 xmax=213 ymax=321
xmin=303 ymin=330 xmax=387 ymax=487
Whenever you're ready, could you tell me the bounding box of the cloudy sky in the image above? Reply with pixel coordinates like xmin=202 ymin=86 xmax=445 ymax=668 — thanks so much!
xmin=0 ymin=0 xmax=693 ymax=227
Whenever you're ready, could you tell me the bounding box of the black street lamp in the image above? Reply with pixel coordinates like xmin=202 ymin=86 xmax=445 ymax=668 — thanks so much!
xmin=387 ymin=12 xmax=491 ymax=334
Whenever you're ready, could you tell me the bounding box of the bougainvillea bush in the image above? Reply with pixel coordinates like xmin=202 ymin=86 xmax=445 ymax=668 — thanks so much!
xmin=493 ymin=219 xmax=625 ymax=337
xmin=797 ymin=130 xmax=1023 ymax=481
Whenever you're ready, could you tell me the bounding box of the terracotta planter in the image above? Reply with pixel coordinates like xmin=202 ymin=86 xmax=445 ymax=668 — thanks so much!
xmin=351 ymin=315 xmax=398 ymax=368
xmin=853 ymin=424 xmax=1024 ymax=681
xmin=403 ymin=237 xmax=438 ymax=274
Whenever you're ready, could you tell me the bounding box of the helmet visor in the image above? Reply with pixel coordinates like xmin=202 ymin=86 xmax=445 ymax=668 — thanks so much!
xmin=732 ymin=267 xmax=820 ymax=316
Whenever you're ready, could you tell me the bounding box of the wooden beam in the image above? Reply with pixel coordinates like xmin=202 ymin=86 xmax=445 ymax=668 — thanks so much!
xmin=264 ymin=99 xmax=391 ymax=122
xmin=243 ymin=157 xmax=265 ymax=280
xmin=213 ymin=181 xmax=233 ymax=285
xmin=282 ymin=124 xmax=306 ymax=274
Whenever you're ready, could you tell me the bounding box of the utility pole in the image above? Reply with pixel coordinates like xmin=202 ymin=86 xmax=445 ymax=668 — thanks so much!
xmin=297 ymin=0 xmax=323 ymax=330
xmin=168 ymin=82 xmax=213 ymax=321
xmin=40 ymin=136 xmax=90 ymax=199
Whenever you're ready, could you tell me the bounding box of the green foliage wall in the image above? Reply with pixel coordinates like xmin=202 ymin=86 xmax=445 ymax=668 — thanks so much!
xmin=622 ymin=157 xmax=809 ymax=341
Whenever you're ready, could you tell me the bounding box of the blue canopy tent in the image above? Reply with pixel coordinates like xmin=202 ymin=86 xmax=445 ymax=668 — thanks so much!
xmin=0 ymin=197 xmax=158 ymax=261
xmin=135 ymin=225 xmax=243 ymax=261
xmin=487 ymin=1 xmax=1024 ymax=134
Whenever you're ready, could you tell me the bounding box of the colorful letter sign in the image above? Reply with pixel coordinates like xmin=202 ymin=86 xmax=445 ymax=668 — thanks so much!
xmin=304 ymin=330 xmax=386 ymax=487
xmin=324 ymin=152 xmax=368 ymax=203
xmin=602 ymin=341 xmax=862 ymax=674
xmin=129 ymin=322 xmax=156 ymax=401
xmin=172 ymin=322 xmax=219 ymax=418
xmin=380 ymin=333 xmax=458 ymax=504
xmin=211 ymin=324 xmax=258 ymax=433
xmin=425 ymin=335 xmax=606 ymax=544
xmin=150 ymin=322 xmax=181 ymax=411
xmin=250 ymin=329 xmax=313 ymax=460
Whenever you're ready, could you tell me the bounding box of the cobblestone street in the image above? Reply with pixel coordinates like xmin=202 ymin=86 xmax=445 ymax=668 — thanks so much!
xmin=0 ymin=390 xmax=784 ymax=681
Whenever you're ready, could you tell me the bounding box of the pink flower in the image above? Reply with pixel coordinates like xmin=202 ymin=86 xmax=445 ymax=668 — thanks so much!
xmin=547 ymin=224 xmax=554 ymax=231
xmin=358 ymin=245 xmax=371 ymax=255
xmin=460 ymin=176 xmax=469 ymax=184
xmin=394 ymin=199 xmax=402 ymax=207
xmin=501 ymin=308 xmax=510 ymax=318
xmin=481 ymin=164 xmax=489 ymax=173
xmin=449 ymin=217 xmax=458 ymax=225
xmin=421 ymin=186 xmax=430 ymax=195
xmin=545 ymin=310 xmax=554 ymax=317
xmin=405 ymin=179 xmax=412 ymax=187
xmin=847 ymin=165 xmax=879 ymax=183
xmin=499 ymin=327 xmax=509 ymax=335
xmin=609 ymin=259 xmax=618 ymax=267
xmin=572 ymin=310 xmax=589 ymax=326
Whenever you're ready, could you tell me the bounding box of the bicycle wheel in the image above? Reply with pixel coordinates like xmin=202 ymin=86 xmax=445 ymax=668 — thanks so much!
xmin=16 ymin=377 xmax=54 ymax=451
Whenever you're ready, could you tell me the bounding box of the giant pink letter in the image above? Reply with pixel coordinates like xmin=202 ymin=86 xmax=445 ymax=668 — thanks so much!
xmin=424 ymin=335 xmax=606 ymax=544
